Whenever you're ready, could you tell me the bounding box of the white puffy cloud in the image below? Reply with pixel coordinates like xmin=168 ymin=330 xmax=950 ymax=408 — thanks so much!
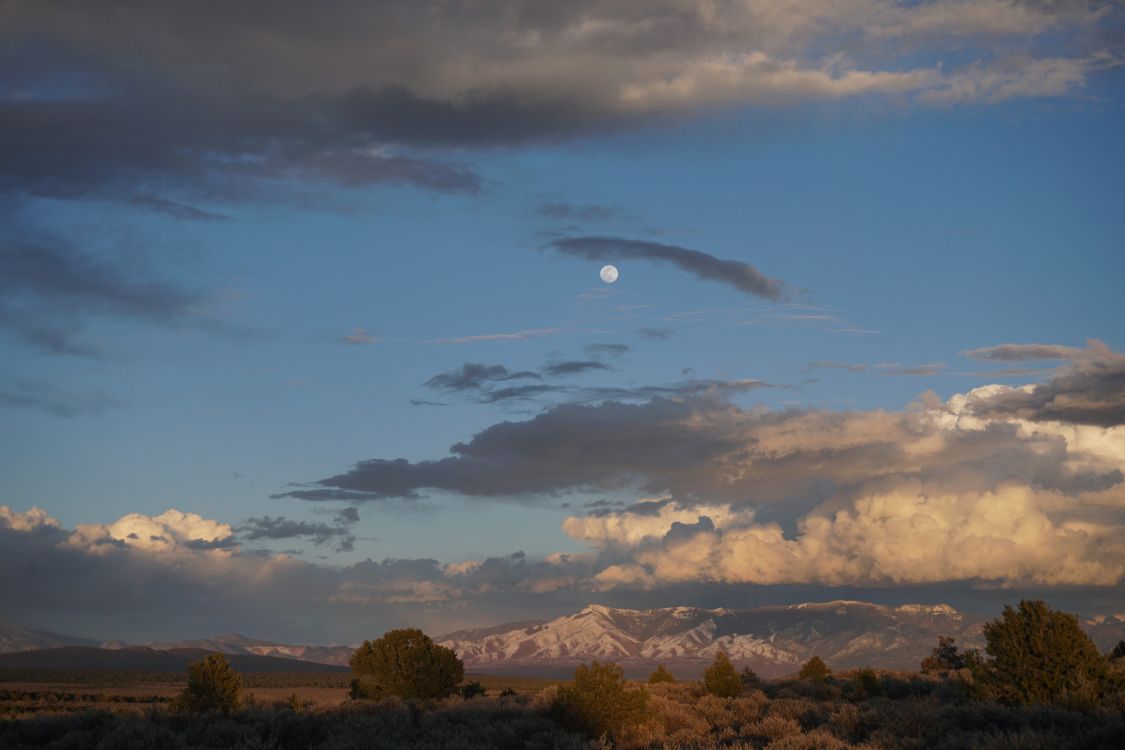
xmin=67 ymin=509 xmax=235 ymax=555
xmin=0 ymin=505 xmax=59 ymax=532
xmin=564 ymin=385 xmax=1125 ymax=588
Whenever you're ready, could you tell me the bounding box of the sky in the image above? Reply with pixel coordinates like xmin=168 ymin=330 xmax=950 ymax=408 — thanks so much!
xmin=2 ymin=0 xmax=1124 ymax=646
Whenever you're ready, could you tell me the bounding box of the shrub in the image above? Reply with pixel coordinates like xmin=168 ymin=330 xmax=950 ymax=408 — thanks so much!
xmin=969 ymin=599 xmax=1109 ymax=708
xmin=553 ymin=661 xmax=648 ymax=739
xmin=460 ymin=681 xmax=486 ymax=700
xmin=175 ymin=653 xmax=241 ymax=715
xmin=499 ymin=687 xmax=517 ymax=697
xmin=853 ymin=668 xmax=883 ymax=697
xmin=922 ymin=636 xmax=967 ymax=674
xmin=740 ymin=666 xmax=759 ymax=688
xmin=703 ymin=651 xmax=743 ymax=698
xmin=648 ymin=665 xmax=676 ymax=684
xmin=349 ymin=627 xmax=464 ymax=701
xmin=1111 ymin=641 xmax=1125 ymax=661
xmin=799 ymin=656 xmax=830 ymax=682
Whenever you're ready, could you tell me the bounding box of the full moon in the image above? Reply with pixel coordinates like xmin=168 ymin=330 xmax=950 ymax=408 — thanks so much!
xmin=600 ymin=264 xmax=619 ymax=284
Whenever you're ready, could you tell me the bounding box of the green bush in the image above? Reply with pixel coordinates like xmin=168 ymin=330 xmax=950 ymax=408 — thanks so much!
xmin=799 ymin=656 xmax=830 ymax=683
xmin=349 ymin=627 xmax=464 ymax=701
xmin=648 ymin=665 xmax=676 ymax=684
xmin=969 ymin=599 xmax=1109 ymax=709
xmin=703 ymin=650 xmax=743 ymax=697
xmin=175 ymin=653 xmax=242 ymax=715
xmin=553 ymin=661 xmax=648 ymax=739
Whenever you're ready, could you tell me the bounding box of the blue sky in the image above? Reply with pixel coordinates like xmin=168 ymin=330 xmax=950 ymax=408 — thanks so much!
xmin=2 ymin=1 xmax=1124 ymax=641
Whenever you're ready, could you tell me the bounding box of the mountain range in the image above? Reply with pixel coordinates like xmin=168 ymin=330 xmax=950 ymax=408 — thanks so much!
xmin=4 ymin=601 xmax=1123 ymax=677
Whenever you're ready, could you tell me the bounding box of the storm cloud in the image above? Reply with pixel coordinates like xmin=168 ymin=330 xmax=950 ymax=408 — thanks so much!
xmin=549 ymin=236 xmax=787 ymax=300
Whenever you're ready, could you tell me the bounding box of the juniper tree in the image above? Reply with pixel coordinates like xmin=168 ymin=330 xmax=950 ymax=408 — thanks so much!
xmin=799 ymin=655 xmax=831 ymax=682
xmin=176 ymin=653 xmax=242 ymax=714
xmin=349 ymin=628 xmax=464 ymax=700
xmin=703 ymin=650 xmax=742 ymax=697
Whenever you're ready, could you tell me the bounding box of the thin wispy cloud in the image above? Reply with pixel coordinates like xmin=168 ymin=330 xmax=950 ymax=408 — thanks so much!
xmin=550 ymin=236 xmax=787 ymax=300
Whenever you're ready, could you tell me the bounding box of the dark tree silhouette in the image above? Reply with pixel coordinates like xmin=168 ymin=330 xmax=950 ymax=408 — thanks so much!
xmin=648 ymin=664 xmax=676 ymax=683
xmin=350 ymin=628 xmax=464 ymax=700
xmin=921 ymin=636 xmax=967 ymax=674
xmin=176 ymin=653 xmax=242 ymax=714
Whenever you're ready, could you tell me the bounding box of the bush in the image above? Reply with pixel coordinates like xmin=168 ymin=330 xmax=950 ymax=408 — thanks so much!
xmin=648 ymin=665 xmax=676 ymax=684
xmin=922 ymin=636 xmax=967 ymax=674
xmin=175 ymin=653 xmax=241 ymax=715
xmin=853 ymin=668 xmax=883 ymax=698
xmin=460 ymin=681 xmax=486 ymax=700
xmin=969 ymin=599 xmax=1109 ymax=708
xmin=1110 ymin=641 xmax=1125 ymax=661
xmin=740 ymin=666 xmax=759 ymax=688
xmin=703 ymin=651 xmax=743 ymax=698
xmin=799 ymin=656 xmax=830 ymax=683
xmin=349 ymin=627 xmax=464 ymax=701
xmin=553 ymin=661 xmax=649 ymax=739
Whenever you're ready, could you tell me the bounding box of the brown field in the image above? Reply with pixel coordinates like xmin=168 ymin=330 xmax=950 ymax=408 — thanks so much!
xmin=0 ymin=669 xmax=562 ymax=718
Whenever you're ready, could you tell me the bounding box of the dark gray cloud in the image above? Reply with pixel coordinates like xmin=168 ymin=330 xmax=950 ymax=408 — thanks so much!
xmin=549 ymin=236 xmax=786 ymax=300
xmin=238 ymin=513 xmax=358 ymax=553
xmin=537 ymin=202 xmax=626 ymax=222
xmin=963 ymin=343 xmax=1083 ymax=361
xmin=965 ymin=341 xmax=1125 ymax=427
xmin=424 ymin=363 xmax=541 ymax=392
xmin=126 ymin=194 xmax=230 ymax=221
xmin=637 ymin=327 xmax=675 ymax=340
xmin=542 ymin=360 xmax=613 ymax=377
xmin=278 ymin=367 xmax=1124 ymax=506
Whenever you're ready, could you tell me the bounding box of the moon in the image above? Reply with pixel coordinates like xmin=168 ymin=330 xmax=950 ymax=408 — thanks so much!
xmin=600 ymin=264 xmax=619 ymax=284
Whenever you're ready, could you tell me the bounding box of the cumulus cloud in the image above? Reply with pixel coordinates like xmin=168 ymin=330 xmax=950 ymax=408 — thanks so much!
xmin=549 ymin=236 xmax=787 ymax=300
xmin=578 ymin=480 xmax=1125 ymax=589
xmin=964 ymin=341 xmax=1125 ymax=426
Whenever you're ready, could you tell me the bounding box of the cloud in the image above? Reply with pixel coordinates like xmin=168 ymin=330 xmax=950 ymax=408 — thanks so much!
xmin=584 ymin=343 xmax=630 ymax=358
xmin=542 ymin=360 xmax=613 ymax=377
xmin=963 ymin=341 xmax=1125 ymax=427
xmin=807 ymin=360 xmax=868 ymax=372
xmin=880 ymin=363 xmax=947 ymax=376
xmin=537 ymin=202 xmax=626 ymax=222
xmin=424 ymin=363 xmax=541 ymax=392
xmin=428 ymin=328 xmax=565 ymax=345
xmin=637 ymin=327 xmax=675 ymax=340
xmin=0 ymin=0 xmax=1113 ymax=224
xmin=577 ymin=479 xmax=1125 ymax=589
xmin=238 ymin=513 xmax=359 ymax=553
xmin=0 ymin=223 xmax=212 ymax=356
xmin=341 ymin=328 xmax=378 ymax=346
xmin=550 ymin=236 xmax=787 ymax=300
xmin=963 ymin=343 xmax=1084 ymax=362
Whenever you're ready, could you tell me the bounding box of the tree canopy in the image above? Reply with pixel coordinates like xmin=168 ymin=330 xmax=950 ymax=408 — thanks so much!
xmin=177 ymin=653 xmax=242 ymax=714
xmin=703 ymin=650 xmax=743 ymax=697
xmin=350 ymin=628 xmax=464 ymax=701
xmin=970 ymin=599 xmax=1108 ymax=708
xmin=799 ymin=655 xmax=831 ymax=682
